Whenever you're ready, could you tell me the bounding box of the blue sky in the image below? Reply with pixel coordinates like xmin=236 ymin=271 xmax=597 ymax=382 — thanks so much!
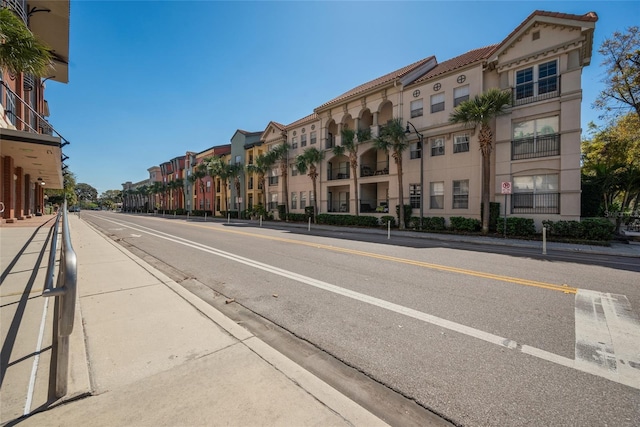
xmin=45 ymin=0 xmax=640 ymax=195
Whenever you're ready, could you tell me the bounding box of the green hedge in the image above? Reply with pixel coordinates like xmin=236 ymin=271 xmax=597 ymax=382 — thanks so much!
xmin=380 ymin=215 xmax=396 ymax=228
xmin=502 ymin=217 xmax=536 ymax=236
xmin=316 ymin=214 xmax=379 ymax=227
xmin=286 ymin=213 xmax=309 ymax=222
xmin=449 ymin=217 xmax=481 ymax=232
xmin=542 ymin=218 xmax=614 ymax=241
xmin=410 ymin=216 xmax=447 ymax=231
xmin=395 ymin=204 xmax=412 ymax=229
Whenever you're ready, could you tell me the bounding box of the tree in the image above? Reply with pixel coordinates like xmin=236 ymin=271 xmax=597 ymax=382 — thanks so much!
xmin=247 ymin=151 xmax=277 ymax=211
xmin=374 ymin=118 xmax=410 ymax=229
xmin=189 ymin=163 xmax=207 ymax=211
xmin=594 ymin=26 xmax=640 ymax=121
xmin=75 ymin=183 xmax=98 ymax=208
xmin=271 ymin=143 xmax=291 ymax=217
xmin=0 ymin=8 xmax=53 ymax=77
xmin=296 ymin=147 xmax=325 ymax=222
xmin=46 ymin=172 xmax=77 ymax=208
xmin=582 ymin=113 xmax=640 ymax=230
xmin=99 ymin=190 xmax=121 ymax=210
xmin=450 ymin=88 xmax=512 ymax=234
xmin=149 ymin=182 xmax=163 ymax=210
xmin=205 ymin=157 xmax=242 ymax=214
xmin=334 ymin=127 xmax=371 ymax=215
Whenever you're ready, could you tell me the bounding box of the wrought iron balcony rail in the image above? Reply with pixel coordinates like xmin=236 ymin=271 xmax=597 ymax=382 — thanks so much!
xmin=327 ymin=167 xmax=350 ymax=180
xmin=512 ymin=192 xmax=560 ymax=214
xmin=511 ymin=76 xmax=560 ymax=106
xmin=511 ymin=134 xmax=561 ymax=160
xmin=0 ymin=80 xmax=69 ymax=146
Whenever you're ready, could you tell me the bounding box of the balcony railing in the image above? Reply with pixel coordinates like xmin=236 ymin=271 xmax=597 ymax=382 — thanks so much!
xmin=511 ymin=76 xmax=560 ymax=106
xmin=327 ymin=167 xmax=350 ymax=180
xmin=359 ymin=199 xmax=389 ymax=213
xmin=512 ymin=192 xmax=560 ymax=214
xmin=511 ymin=134 xmax=560 ymax=160
xmin=360 ymin=161 xmax=389 ymax=177
xmin=326 ymin=135 xmax=335 ymax=150
xmin=1 ymin=0 xmax=28 ymax=24
xmin=327 ymin=200 xmax=349 ymax=213
xmin=0 ymin=80 xmax=68 ymax=143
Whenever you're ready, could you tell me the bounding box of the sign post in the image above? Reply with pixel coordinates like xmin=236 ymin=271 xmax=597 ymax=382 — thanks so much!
xmin=501 ymin=182 xmax=512 ymax=238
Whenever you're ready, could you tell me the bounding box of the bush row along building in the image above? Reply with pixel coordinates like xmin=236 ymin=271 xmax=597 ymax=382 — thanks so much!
xmin=122 ymin=10 xmax=597 ymax=229
xmin=1 ymin=0 xmax=71 ymax=223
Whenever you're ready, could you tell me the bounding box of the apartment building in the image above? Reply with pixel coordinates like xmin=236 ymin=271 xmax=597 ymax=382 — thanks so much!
xmin=230 ymin=130 xmax=261 ymax=214
xmin=244 ymin=137 xmax=265 ymax=212
xmin=275 ymin=10 xmax=596 ymax=228
xmin=1 ymin=0 xmax=70 ymax=222
xmin=187 ymin=144 xmax=230 ymax=215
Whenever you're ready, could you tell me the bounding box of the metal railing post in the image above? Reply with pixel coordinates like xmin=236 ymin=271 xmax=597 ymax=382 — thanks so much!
xmin=42 ymin=200 xmax=78 ymax=397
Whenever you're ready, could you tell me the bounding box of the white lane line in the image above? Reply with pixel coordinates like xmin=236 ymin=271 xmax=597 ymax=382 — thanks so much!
xmin=575 ymin=290 xmax=640 ymax=387
xmin=24 ymin=296 xmax=50 ymax=415
xmin=90 ymin=215 xmax=640 ymax=389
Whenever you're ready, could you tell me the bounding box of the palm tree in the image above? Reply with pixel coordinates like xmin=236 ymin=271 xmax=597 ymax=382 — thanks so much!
xmin=149 ymin=182 xmax=163 ymax=211
xmin=374 ymin=118 xmax=410 ymax=229
xmin=271 ymin=143 xmax=291 ymax=217
xmin=205 ymin=157 xmax=241 ymax=214
xmin=190 ymin=163 xmax=207 ymax=210
xmin=334 ymin=128 xmax=371 ymax=215
xmin=450 ymin=88 xmax=512 ymax=234
xmin=296 ymin=147 xmax=325 ymax=222
xmin=204 ymin=156 xmax=222 ymax=213
xmin=0 ymin=8 xmax=53 ymax=77
xmin=138 ymin=185 xmax=149 ymax=212
xmin=227 ymin=163 xmax=244 ymax=214
xmin=247 ymin=151 xmax=277 ymax=211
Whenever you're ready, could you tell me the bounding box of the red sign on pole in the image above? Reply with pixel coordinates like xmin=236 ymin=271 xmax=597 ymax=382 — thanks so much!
xmin=501 ymin=182 xmax=512 ymax=195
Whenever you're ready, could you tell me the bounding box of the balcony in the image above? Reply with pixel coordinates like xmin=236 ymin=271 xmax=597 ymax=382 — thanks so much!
xmin=268 ymin=176 xmax=279 ymax=186
xmin=360 ymin=161 xmax=389 ymax=177
xmin=512 ymin=193 xmax=560 ymax=214
xmin=511 ymin=134 xmax=560 ymax=160
xmin=328 ymin=167 xmax=350 ymax=181
xmin=359 ymin=199 xmax=389 ymax=213
xmin=511 ymin=76 xmax=560 ymax=106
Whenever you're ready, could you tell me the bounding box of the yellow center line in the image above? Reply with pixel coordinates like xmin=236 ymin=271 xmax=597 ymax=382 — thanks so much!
xmin=187 ymin=221 xmax=577 ymax=294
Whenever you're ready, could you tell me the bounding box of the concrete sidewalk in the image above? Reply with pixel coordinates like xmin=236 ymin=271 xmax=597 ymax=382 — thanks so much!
xmin=1 ymin=215 xmax=390 ymax=426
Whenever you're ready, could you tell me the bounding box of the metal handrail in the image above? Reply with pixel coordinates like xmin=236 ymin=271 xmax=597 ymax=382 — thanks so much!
xmin=0 ymin=79 xmax=70 ymax=146
xmin=42 ymin=200 xmax=78 ymax=397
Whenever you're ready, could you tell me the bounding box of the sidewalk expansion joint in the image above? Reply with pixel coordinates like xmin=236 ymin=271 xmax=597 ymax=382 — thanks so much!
xmin=80 ymin=282 xmax=163 ymax=299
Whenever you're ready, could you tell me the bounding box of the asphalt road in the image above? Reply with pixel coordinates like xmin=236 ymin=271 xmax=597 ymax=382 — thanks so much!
xmin=81 ymin=211 xmax=640 ymax=427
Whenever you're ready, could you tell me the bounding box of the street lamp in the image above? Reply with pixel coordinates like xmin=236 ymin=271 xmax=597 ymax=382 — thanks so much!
xmin=405 ymin=121 xmax=424 ymax=229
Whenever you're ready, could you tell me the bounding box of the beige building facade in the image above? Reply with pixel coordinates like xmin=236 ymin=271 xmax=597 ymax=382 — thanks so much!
xmin=267 ymin=10 xmax=597 ymax=230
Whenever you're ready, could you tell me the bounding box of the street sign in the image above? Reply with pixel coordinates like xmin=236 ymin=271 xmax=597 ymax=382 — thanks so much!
xmin=501 ymin=181 xmax=512 ymax=194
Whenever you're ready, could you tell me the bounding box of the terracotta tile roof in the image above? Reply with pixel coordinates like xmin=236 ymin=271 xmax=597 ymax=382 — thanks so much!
xmin=316 ymin=56 xmax=436 ymax=110
xmin=412 ymin=45 xmax=498 ymax=84
xmin=287 ymin=113 xmax=318 ymax=129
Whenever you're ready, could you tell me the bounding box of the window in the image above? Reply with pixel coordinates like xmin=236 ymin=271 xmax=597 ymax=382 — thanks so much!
xmin=235 ymin=155 xmax=242 ymax=164
xmin=269 ymin=168 xmax=279 ymax=186
xmin=410 ymin=99 xmax=423 ymax=118
xmin=269 ymin=193 xmax=278 ymax=210
xmin=431 ymin=137 xmax=444 ymax=157
xmin=248 ymin=176 xmax=254 ymax=189
xmin=291 ymin=192 xmax=297 ymax=210
xmin=453 ymin=85 xmax=469 ymax=107
xmin=512 ymin=174 xmax=559 ymax=213
xmin=453 ymin=180 xmax=469 ymax=209
xmin=410 ymin=184 xmax=421 ymax=209
xmin=301 ymin=134 xmax=307 ymax=147
xmin=430 ymin=182 xmax=444 ymax=209
xmin=512 ymin=116 xmax=559 ymax=160
xmin=454 ymin=134 xmax=469 ymax=153
xmin=291 ymin=137 xmax=298 ymax=149
xmin=516 ymin=60 xmax=557 ymax=100
xmin=431 ymin=93 xmax=445 ymax=113
xmin=206 ymin=181 xmax=211 ymax=189
xmin=300 ymin=192 xmax=307 ymax=209
xmin=310 ymin=131 xmax=317 ymax=144
xmin=291 ymin=164 xmax=298 ymax=176
xmin=410 ymin=142 xmax=422 ymax=159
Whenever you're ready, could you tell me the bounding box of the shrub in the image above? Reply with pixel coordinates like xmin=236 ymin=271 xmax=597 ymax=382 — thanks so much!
xmin=481 ymin=202 xmax=501 ymax=233
xmin=380 ymin=215 xmax=396 ymax=228
xmin=501 ymin=217 xmax=536 ymax=236
xmin=315 ymin=214 xmax=379 ymax=227
xmin=304 ymin=206 xmax=315 ymax=220
xmin=395 ymin=204 xmax=412 ymax=229
xmin=286 ymin=213 xmax=308 ymax=222
xmin=277 ymin=204 xmax=286 ymax=221
xmin=449 ymin=217 xmax=481 ymax=232
xmin=410 ymin=216 xmax=446 ymax=231
xmin=543 ymin=218 xmax=614 ymax=241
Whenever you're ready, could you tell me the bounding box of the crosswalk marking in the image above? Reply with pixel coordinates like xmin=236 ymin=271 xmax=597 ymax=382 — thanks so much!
xmin=575 ymin=290 xmax=640 ymax=388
